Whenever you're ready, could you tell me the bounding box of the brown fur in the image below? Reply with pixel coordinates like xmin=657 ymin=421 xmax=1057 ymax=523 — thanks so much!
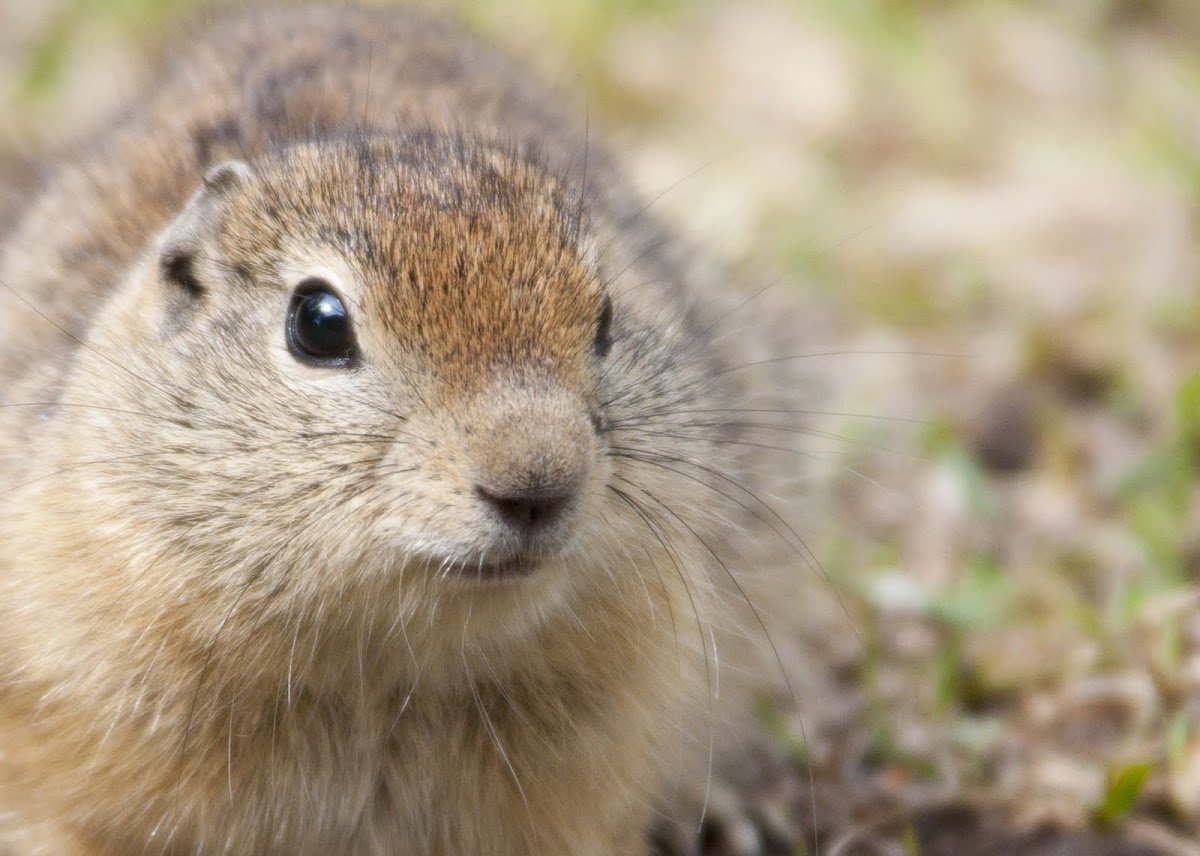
xmin=0 ymin=7 xmax=825 ymax=855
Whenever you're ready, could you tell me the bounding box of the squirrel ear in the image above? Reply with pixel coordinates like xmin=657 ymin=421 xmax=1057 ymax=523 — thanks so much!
xmin=202 ymin=159 xmax=253 ymax=196
xmin=157 ymin=160 xmax=254 ymax=301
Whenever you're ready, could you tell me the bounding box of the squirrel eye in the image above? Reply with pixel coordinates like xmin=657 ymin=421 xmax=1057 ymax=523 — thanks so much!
xmin=594 ymin=295 xmax=613 ymax=358
xmin=287 ymin=279 xmax=357 ymax=366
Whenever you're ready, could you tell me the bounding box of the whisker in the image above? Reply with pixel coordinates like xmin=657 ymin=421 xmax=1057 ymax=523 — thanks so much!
xmin=611 ymin=473 xmax=822 ymax=853
xmin=172 ymin=554 xmax=275 ymax=820
xmin=460 ymin=604 xmax=534 ymax=829
xmin=0 ymin=280 xmax=204 ymax=411
xmin=710 ymin=349 xmax=961 ymax=380
xmin=607 ymin=484 xmax=718 ymax=832
xmin=610 ymin=443 xmax=817 ymax=576
xmin=626 ymin=406 xmax=929 ymax=424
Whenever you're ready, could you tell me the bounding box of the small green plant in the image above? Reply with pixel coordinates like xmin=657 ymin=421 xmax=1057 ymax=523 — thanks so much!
xmin=1093 ymin=760 xmax=1152 ymax=828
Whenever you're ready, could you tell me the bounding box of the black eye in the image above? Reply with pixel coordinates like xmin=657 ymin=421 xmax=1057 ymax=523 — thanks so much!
xmin=594 ymin=295 xmax=613 ymax=358
xmin=287 ymin=279 xmax=357 ymax=366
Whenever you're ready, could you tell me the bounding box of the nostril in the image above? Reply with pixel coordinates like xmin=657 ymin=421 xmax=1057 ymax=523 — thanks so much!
xmin=475 ymin=485 xmax=572 ymax=532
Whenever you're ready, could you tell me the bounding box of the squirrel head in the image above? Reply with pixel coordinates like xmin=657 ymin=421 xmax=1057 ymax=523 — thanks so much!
xmin=25 ymin=133 xmax=726 ymax=674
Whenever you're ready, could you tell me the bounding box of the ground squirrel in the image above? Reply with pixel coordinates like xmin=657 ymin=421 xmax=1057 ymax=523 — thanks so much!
xmin=0 ymin=7 xmax=825 ymax=854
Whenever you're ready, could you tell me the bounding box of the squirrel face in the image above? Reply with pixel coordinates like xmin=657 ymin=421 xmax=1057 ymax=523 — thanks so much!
xmin=30 ymin=134 xmax=719 ymax=668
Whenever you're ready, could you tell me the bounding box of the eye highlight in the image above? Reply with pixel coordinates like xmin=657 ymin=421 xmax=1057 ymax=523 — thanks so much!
xmin=594 ymin=295 xmax=613 ymax=358
xmin=287 ymin=279 xmax=357 ymax=366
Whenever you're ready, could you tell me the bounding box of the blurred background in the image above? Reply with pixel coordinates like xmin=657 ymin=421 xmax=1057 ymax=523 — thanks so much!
xmin=3 ymin=1 xmax=1199 ymax=853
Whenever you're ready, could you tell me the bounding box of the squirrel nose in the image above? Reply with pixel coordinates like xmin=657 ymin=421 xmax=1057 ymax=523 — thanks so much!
xmin=465 ymin=384 xmax=593 ymax=540
xmin=474 ymin=484 xmax=574 ymax=533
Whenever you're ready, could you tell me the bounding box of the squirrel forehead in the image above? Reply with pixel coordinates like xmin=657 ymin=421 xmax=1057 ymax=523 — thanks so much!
xmin=219 ymin=138 xmax=603 ymax=384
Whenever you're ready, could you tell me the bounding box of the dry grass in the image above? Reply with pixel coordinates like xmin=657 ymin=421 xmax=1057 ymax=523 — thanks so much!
xmin=3 ymin=1 xmax=1199 ymax=853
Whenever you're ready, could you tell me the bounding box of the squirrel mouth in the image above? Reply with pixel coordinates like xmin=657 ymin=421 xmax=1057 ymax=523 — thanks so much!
xmin=450 ymin=553 xmax=542 ymax=581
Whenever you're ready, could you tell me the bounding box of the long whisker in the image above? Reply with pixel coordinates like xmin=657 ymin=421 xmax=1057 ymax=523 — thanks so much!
xmin=460 ymin=604 xmax=534 ymax=829
xmin=172 ymin=554 xmax=274 ymax=823
xmin=0 ymin=280 xmax=204 ymax=410
xmin=611 ymin=473 xmax=822 ymax=854
xmin=710 ymin=349 xmax=961 ymax=380
xmin=607 ymin=483 xmax=718 ymax=832
xmin=608 ymin=442 xmax=855 ymax=629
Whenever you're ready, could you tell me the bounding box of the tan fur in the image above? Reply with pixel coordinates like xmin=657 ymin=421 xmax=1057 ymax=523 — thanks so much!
xmin=0 ymin=7 xmax=824 ymax=855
